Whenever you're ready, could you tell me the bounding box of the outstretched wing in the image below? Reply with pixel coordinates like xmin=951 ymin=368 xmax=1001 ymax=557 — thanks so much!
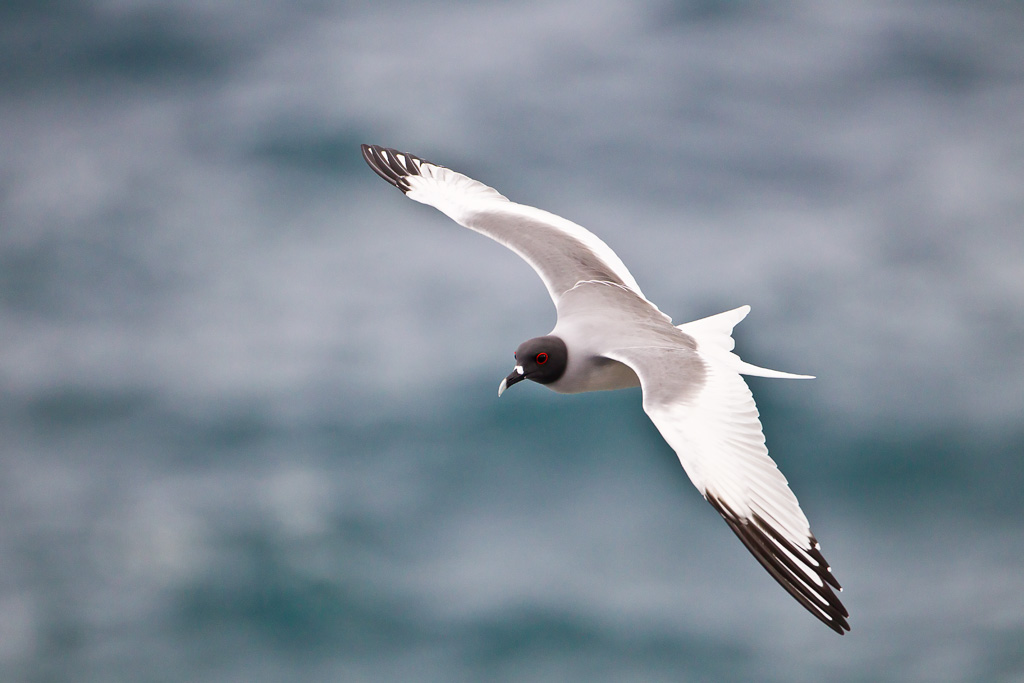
xmin=605 ymin=343 xmax=850 ymax=634
xmin=361 ymin=144 xmax=653 ymax=309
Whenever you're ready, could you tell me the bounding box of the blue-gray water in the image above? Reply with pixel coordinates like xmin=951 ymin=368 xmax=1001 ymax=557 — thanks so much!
xmin=2 ymin=1 xmax=1023 ymax=680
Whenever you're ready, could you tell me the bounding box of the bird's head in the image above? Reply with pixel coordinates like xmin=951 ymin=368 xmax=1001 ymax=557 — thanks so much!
xmin=498 ymin=335 xmax=568 ymax=396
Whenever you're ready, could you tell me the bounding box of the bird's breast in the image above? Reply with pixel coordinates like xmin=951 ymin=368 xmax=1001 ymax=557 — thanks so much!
xmin=548 ymin=354 xmax=640 ymax=394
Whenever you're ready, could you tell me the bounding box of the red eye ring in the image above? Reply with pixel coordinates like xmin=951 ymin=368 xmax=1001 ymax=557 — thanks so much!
xmin=536 ymin=352 xmax=548 ymax=365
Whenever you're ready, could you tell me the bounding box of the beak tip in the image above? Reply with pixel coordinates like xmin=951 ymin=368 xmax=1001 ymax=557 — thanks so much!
xmin=499 ymin=365 xmax=525 ymax=397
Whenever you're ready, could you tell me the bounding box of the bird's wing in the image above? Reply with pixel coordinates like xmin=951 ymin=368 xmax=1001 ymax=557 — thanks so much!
xmin=361 ymin=145 xmax=664 ymax=316
xmin=604 ymin=341 xmax=850 ymax=634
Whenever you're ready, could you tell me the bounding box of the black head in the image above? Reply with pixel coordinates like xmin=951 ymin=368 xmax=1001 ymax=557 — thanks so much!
xmin=498 ymin=335 xmax=568 ymax=396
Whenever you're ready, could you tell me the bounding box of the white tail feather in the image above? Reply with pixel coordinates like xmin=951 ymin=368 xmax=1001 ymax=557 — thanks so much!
xmin=678 ymin=306 xmax=814 ymax=379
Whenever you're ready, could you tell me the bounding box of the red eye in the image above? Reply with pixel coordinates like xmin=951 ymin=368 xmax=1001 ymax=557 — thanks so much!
xmin=536 ymin=352 xmax=548 ymax=365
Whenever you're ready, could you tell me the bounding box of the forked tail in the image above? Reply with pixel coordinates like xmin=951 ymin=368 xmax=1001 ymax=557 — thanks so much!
xmin=676 ymin=306 xmax=814 ymax=379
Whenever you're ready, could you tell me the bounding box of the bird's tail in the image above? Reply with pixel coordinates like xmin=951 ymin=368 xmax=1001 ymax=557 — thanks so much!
xmin=677 ymin=306 xmax=814 ymax=379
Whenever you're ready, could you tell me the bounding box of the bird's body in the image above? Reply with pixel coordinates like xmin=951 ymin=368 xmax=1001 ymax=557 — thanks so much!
xmin=361 ymin=144 xmax=850 ymax=634
xmin=552 ymin=283 xmax=654 ymax=393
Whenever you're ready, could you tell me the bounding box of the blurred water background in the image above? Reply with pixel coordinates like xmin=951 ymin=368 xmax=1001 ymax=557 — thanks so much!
xmin=2 ymin=1 xmax=1023 ymax=680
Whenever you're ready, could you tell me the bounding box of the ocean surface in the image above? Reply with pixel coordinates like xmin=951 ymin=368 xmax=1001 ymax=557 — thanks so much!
xmin=2 ymin=1 xmax=1023 ymax=680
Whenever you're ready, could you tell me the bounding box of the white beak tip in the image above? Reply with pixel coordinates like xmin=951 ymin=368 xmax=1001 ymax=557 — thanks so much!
xmin=498 ymin=378 xmax=507 ymax=397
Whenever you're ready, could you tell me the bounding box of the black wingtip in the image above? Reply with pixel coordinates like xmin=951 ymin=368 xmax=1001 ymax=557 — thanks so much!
xmin=707 ymin=494 xmax=851 ymax=635
xmin=360 ymin=144 xmax=425 ymax=193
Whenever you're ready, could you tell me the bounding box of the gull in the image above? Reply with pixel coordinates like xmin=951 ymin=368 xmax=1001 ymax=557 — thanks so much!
xmin=361 ymin=144 xmax=850 ymax=634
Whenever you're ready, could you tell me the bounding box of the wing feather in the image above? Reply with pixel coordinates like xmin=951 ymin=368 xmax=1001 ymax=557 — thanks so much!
xmin=361 ymin=144 xmax=650 ymax=306
xmin=606 ymin=344 xmax=849 ymax=634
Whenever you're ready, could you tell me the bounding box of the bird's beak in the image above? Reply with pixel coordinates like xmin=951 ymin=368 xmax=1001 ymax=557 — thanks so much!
xmin=497 ymin=365 xmax=525 ymax=397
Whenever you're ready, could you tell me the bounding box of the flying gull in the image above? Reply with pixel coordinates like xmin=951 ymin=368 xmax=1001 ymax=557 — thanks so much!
xmin=361 ymin=144 xmax=850 ymax=634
